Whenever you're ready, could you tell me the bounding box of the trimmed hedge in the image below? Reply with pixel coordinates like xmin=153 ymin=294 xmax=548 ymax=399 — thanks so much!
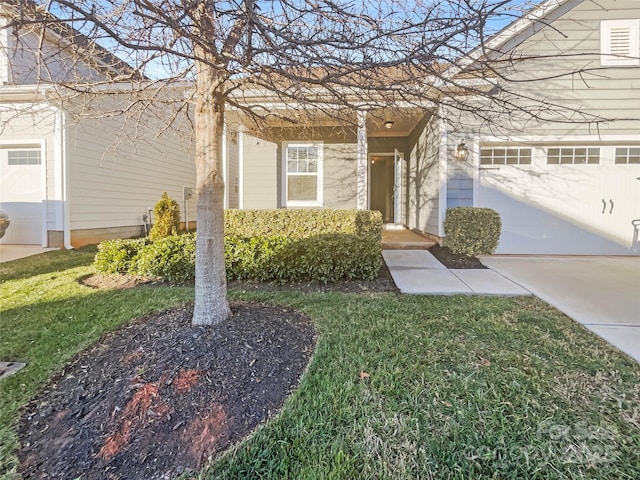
xmin=225 ymin=209 xmax=382 ymax=240
xmin=94 ymin=209 xmax=383 ymax=284
xmin=444 ymin=207 xmax=501 ymax=256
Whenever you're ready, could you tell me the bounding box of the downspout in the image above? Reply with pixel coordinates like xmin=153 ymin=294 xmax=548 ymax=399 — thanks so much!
xmin=57 ymin=108 xmax=73 ymax=249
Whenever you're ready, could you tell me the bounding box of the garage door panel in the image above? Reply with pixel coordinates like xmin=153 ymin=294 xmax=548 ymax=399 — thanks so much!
xmin=0 ymin=147 xmax=44 ymax=245
xmin=477 ymin=147 xmax=640 ymax=256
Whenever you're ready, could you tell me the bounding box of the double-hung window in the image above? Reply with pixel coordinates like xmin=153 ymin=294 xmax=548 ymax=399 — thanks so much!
xmin=283 ymin=142 xmax=323 ymax=207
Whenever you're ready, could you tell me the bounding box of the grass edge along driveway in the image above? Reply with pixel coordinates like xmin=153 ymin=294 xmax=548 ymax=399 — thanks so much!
xmin=1 ymin=249 xmax=639 ymax=479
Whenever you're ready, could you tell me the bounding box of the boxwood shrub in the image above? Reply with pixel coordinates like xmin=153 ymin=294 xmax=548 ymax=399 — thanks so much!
xmin=225 ymin=209 xmax=382 ymax=240
xmin=94 ymin=209 xmax=383 ymax=283
xmin=131 ymin=233 xmax=196 ymax=284
xmin=94 ymin=238 xmax=150 ymax=274
xmin=443 ymin=207 xmax=501 ymax=257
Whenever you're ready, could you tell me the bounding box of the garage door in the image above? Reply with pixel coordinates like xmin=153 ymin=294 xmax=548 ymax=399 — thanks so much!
xmin=0 ymin=147 xmax=44 ymax=245
xmin=477 ymin=145 xmax=640 ymax=255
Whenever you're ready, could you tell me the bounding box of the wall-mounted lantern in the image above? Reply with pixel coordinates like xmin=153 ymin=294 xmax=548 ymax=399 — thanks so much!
xmin=455 ymin=142 xmax=469 ymax=161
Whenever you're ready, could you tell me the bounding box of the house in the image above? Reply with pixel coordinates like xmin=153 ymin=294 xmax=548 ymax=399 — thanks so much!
xmin=0 ymin=3 xmax=196 ymax=248
xmin=221 ymin=0 xmax=639 ymax=255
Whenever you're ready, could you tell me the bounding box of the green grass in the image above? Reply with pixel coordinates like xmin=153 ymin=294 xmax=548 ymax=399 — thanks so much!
xmin=1 ymin=250 xmax=639 ymax=479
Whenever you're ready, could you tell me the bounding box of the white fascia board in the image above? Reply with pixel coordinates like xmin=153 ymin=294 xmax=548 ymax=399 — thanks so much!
xmin=0 ymin=84 xmax=49 ymax=102
xmin=478 ymin=134 xmax=640 ymax=144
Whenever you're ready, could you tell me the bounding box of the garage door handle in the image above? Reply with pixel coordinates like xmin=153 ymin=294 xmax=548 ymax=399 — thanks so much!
xmin=602 ymin=199 xmax=606 ymax=214
xmin=609 ymin=199 xmax=614 ymax=214
xmin=479 ymin=167 xmax=501 ymax=171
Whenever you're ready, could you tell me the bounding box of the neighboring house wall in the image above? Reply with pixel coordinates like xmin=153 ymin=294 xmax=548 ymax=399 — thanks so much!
xmin=2 ymin=23 xmax=104 ymax=85
xmin=0 ymin=103 xmax=61 ymax=245
xmin=64 ymin=95 xmax=196 ymax=247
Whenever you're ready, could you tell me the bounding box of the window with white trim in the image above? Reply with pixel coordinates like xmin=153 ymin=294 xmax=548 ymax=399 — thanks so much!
xmin=7 ymin=149 xmax=41 ymax=165
xmin=480 ymin=147 xmax=531 ymax=165
xmin=615 ymin=147 xmax=640 ymax=164
xmin=601 ymin=19 xmax=640 ymax=66
xmin=284 ymin=143 xmax=323 ymax=206
xmin=547 ymin=147 xmax=600 ymax=165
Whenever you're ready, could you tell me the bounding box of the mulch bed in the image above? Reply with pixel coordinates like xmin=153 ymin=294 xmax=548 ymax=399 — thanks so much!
xmin=428 ymin=245 xmax=487 ymax=269
xmin=18 ymin=303 xmax=316 ymax=480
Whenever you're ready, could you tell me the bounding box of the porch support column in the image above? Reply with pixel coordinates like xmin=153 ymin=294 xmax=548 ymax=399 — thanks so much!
xmin=356 ymin=110 xmax=368 ymax=210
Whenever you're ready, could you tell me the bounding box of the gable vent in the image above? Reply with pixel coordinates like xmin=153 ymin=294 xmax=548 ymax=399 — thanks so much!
xmin=609 ymin=27 xmax=632 ymax=56
xmin=601 ymin=20 xmax=640 ymax=66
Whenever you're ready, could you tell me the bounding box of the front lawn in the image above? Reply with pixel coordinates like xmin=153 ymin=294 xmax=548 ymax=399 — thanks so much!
xmin=1 ymin=250 xmax=639 ymax=479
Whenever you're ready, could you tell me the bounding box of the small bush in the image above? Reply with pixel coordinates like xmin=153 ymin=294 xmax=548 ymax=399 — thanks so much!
xmin=149 ymin=192 xmax=180 ymax=241
xmin=132 ymin=233 xmax=196 ymax=283
xmin=94 ymin=238 xmax=149 ymax=274
xmin=444 ymin=207 xmax=501 ymax=256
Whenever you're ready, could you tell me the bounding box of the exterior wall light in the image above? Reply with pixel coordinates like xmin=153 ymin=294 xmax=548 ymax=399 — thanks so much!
xmin=455 ymin=142 xmax=469 ymax=161
xmin=384 ymin=121 xmax=394 ymax=129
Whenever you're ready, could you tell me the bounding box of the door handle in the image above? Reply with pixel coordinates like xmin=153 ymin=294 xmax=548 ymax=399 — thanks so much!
xmin=609 ymin=199 xmax=614 ymax=214
xmin=602 ymin=198 xmax=606 ymax=214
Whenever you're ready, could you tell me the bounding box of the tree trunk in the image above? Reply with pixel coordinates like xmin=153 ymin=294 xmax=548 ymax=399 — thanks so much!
xmin=192 ymin=61 xmax=231 ymax=326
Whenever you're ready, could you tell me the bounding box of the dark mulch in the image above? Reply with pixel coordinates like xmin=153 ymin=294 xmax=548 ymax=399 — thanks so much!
xmin=428 ymin=244 xmax=487 ymax=269
xmin=18 ymin=303 xmax=316 ymax=480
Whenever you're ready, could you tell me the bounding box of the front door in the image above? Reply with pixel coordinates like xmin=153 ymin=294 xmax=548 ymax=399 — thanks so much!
xmin=370 ymin=154 xmax=395 ymax=223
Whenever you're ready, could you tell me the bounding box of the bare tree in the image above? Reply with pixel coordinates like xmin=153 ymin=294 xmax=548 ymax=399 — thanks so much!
xmin=4 ymin=0 xmax=615 ymax=325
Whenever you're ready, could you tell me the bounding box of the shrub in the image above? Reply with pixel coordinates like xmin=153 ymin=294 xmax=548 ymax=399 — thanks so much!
xmin=94 ymin=238 xmax=149 ymax=274
xmin=226 ymin=234 xmax=381 ymax=283
xmin=444 ymin=207 xmax=501 ymax=256
xmin=96 ymin=210 xmax=383 ymax=284
xmin=225 ymin=209 xmax=382 ymax=241
xmin=132 ymin=233 xmax=196 ymax=283
xmin=149 ymin=192 xmax=180 ymax=241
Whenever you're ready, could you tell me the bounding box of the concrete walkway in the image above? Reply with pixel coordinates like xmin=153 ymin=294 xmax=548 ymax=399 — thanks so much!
xmin=383 ymin=250 xmax=530 ymax=296
xmin=480 ymin=256 xmax=640 ymax=364
xmin=0 ymin=245 xmax=59 ymax=263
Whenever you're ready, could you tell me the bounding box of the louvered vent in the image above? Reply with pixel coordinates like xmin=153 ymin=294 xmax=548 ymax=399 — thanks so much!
xmin=609 ymin=27 xmax=632 ymax=57
xmin=601 ymin=20 xmax=640 ymax=66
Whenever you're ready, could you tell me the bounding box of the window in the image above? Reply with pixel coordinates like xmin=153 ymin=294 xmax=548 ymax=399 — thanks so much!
xmin=615 ymin=147 xmax=640 ymax=164
xmin=7 ymin=149 xmax=41 ymax=165
xmin=480 ymin=147 xmax=531 ymax=165
xmin=547 ymin=147 xmax=600 ymax=165
xmin=601 ymin=20 xmax=640 ymax=66
xmin=284 ymin=143 xmax=323 ymax=206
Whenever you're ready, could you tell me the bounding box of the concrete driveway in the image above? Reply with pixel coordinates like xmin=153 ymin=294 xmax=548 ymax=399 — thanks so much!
xmin=480 ymin=256 xmax=640 ymax=364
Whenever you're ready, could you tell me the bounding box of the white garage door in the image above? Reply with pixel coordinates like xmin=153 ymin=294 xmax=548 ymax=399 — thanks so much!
xmin=0 ymin=147 xmax=44 ymax=245
xmin=477 ymin=145 xmax=640 ymax=255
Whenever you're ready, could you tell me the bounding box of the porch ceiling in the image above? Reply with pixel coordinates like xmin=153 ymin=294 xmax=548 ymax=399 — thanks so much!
xmin=228 ymin=107 xmax=429 ymax=138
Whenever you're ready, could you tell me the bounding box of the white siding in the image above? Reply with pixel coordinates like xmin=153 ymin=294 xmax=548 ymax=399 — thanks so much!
xmin=406 ymin=115 xmax=442 ymax=236
xmin=242 ymin=134 xmax=278 ymax=209
xmin=475 ymin=0 xmax=640 ymax=136
xmin=4 ymin=28 xmax=105 ymax=85
xmin=65 ymin=95 xmax=195 ymax=231
xmin=226 ymin=130 xmax=239 ymax=209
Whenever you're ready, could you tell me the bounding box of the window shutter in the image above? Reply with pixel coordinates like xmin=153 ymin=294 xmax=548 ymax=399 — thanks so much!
xmin=601 ymin=20 xmax=640 ymax=66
